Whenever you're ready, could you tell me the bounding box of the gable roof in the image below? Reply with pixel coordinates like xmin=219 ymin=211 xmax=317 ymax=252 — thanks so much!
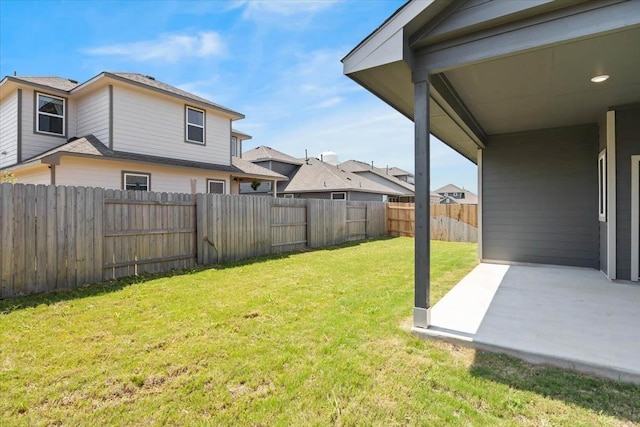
xmin=6 ymin=76 xmax=80 ymax=91
xmin=338 ymin=160 xmax=415 ymax=194
xmin=1 ymin=72 xmax=243 ymax=119
xmin=387 ymin=166 xmax=413 ymax=177
xmin=433 ymin=183 xmax=477 ymax=204
xmin=10 ymin=135 xmax=286 ymax=181
xmin=283 ymin=158 xmax=402 ymax=195
xmin=231 ymin=157 xmax=286 ymax=180
xmin=243 ymin=145 xmax=304 ymax=165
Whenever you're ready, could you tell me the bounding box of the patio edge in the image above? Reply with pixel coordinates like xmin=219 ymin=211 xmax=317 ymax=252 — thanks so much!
xmin=411 ymin=326 xmax=640 ymax=385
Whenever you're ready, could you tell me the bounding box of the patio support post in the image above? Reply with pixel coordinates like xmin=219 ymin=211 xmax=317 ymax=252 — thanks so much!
xmin=273 ymin=180 xmax=278 ymax=198
xmin=413 ymin=72 xmax=431 ymax=329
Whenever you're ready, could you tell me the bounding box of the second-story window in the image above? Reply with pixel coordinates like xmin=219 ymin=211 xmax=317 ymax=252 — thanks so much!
xmin=231 ymin=136 xmax=238 ymax=157
xmin=186 ymin=106 xmax=205 ymax=144
xmin=37 ymin=93 xmax=65 ymax=136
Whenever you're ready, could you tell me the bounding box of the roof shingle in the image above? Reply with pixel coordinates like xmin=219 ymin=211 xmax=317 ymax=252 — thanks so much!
xmin=283 ymin=158 xmax=402 ymax=195
xmin=19 ymin=135 xmax=286 ymax=181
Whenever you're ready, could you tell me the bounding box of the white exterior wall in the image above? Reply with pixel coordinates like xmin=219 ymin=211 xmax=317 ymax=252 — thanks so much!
xmin=14 ymin=165 xmax=51 ymax=185
xmin=55 ymin=157 xmax=231 ymax=194
xmin=76 ymin=86 xmax=110 ymax=146
xmin=21 ymin=88 xmax=77 ymax=160
xmin=0 ymin=90 xmax=18 ymax=168
xmin=112 ymin=85 xmax=230 ymax=165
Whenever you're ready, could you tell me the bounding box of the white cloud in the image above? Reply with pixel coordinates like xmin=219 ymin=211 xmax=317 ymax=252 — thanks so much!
xmin=306 ymin=96 xmax=343 ymax=110
xmin=231 ymin=0 xmax=340 ymax=19
xmin=82 ymin=32 xmax=225 ymax=62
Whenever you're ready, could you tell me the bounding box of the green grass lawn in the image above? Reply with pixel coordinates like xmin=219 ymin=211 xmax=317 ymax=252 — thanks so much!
xmin=1 ymin=238 xmax=639 ymax=426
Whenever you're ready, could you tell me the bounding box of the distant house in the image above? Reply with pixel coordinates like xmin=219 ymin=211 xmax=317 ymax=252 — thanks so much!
xmin=240 ymin=145 xmax=303 ymax=196
xmin=430 ymin=192 xmax=442 ymax=204
xmin=433 ymin=184 xmax=478 ymax=205
xmin=338 ymin=159 xmax=415 ymax=202
xmin=241 ymin=146 xmax=403 ymax=201
xmin=0 ymin=72 xmax=285 ymax=194
xmin=387 ymin=166 xmax=415 ymax=184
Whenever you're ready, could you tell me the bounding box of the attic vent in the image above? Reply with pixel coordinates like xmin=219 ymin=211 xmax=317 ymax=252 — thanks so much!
xmin=145 ymin=75 xmax=156 ymax=80
xmin=68 ymin=79 xmax=78 ymax=84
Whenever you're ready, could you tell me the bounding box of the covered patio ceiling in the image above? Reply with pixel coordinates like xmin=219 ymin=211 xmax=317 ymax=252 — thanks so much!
xmin=343 ymin=0 xmax=640 ymax=164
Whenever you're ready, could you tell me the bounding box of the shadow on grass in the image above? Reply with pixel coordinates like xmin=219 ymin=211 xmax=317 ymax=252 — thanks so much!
xmin=0 ymin=237 xmax=394 ymax=315
xmin=470 ymin=351 xmax=640 ymax=423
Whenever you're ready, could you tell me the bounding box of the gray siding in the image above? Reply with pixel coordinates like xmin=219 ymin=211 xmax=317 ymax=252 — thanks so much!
xmin=294 ymin=192 xmax=331 ymax=200
xmin=291 ymin=191 xmax=383 ymax=201
xmin=482 ymin=125 xmax=599 ymax=268
xmin=269 ymin=160 xmax=299 ymax=177
xmin=349 ymin=191 xmax=385 ymax=202
xmin=599 ymin=223 xmax=607 ymax=274
xmin=615 ymin=107 xmax=640 ymax=280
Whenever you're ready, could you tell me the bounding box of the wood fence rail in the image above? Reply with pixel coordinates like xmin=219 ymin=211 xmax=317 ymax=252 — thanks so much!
xmin=0 ymin=183 xmax=387 ymax=299
xmin=387 ymin=203 xmax=478 ymax=243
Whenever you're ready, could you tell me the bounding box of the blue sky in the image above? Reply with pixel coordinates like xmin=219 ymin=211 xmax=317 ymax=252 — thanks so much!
xmin=0 ymin=0 xmax=477 ymax=192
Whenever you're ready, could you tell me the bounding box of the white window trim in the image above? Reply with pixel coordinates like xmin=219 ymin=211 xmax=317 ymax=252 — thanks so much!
xmin=598 ymin=149 xmax=607 ymax=222
xmin=331 ymin=192 xmax=347 ymax=200
xmin=36 ymin=92 xmax=65 ymax=136
xmin=606 ymin=110 xmax=616 ymax=280
xmin=207 ymin=179 xmax=225 ymax=194
xmin=185 ymin=106 xmax=205 ymax=144
xmin=123 ymin=172 xmax=150 ymax=191
xmin=283 ymin=194 xmax=294 ymax=199
xmin=631 ymin=155 xmax=639 ymax=282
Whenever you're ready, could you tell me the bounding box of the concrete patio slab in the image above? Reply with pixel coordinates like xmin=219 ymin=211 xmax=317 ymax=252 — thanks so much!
xmin=413 ymin=263 xmax=640 ymax=384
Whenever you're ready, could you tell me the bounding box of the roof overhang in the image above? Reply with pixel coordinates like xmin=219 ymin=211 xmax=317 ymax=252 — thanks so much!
xmin=0 ymin=77 xmax=70 ymax=101
xmin=343 ymin=0 xmax=640 ymax=164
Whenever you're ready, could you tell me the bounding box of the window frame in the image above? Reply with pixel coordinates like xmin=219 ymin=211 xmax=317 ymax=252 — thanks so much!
xmin=185 ymin=105 xmax=206 ymax=145
xmin=331 ymin=192 xmax=347 ymax=200
xmin=231 ymin=136 xmax=239 ymax=157
xmin=35 ymin=92 xmax=66 ymax=137
xmin=207 ymin=179 xmax=225 ymax=194
xmin=598 ymin=149 xmax=607 ymax=222
xmin=122 ymin=171 xmax=151 ymax=192
xmin=283 ymin=193 xmax=294 ymax=199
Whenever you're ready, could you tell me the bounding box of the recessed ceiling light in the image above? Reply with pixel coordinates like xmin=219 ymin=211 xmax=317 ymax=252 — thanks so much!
xmin=591 ymin=74 xmax=610 ymax=83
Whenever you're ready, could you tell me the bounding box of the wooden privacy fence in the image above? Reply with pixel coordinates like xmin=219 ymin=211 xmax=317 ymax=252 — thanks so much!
xmin=387 ymin=203 xmax=478 ymax=243
xmin=195 ymin=195 xmax=387 ymax=264
xmin=0 ymin=183 xmax=387 ymax=299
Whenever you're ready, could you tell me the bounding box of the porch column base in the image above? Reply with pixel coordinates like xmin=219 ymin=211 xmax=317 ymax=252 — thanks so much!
xmin=413 ymin=307 xmax=431 ymax=329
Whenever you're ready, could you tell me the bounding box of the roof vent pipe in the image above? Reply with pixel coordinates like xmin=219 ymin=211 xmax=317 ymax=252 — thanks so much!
xmin=321 ymin=154 xmax=324 ymax=162
xmin=371 ymin=161 xmax=374 ymax=169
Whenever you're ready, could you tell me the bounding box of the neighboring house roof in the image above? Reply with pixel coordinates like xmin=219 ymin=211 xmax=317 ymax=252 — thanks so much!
xmin=430 ymin=191 xmax=443 ymax=199
xmin=387 ymin=166 xmax=413 ymax=177
xmin=10 ymin=135 xmax=286 ymax=181
xmin=243 ymin=145 xmax=304 ymax=165
xmin=433 ymin=184 xmax=478 ymax=204
xmin=283 ymin=157 xmax=402 ymax=195
xmin=338 ymin=160 xmax=415 ymax=194
xmin=6 ymin=76 xmax=80 ymax=91
xmin=231 ymin=129 xmax=252 ymax=140
xmin=231 ymin=156 xmax=286 ymax=180
xmin=1 ymin=72 xmax=243 ymax=119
